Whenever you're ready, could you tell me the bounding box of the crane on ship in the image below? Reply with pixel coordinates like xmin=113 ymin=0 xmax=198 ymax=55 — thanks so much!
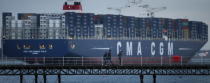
xmin=107 ymin=0 xmax=146 ymax=15
xmin=107 ymin=7 xmax=125 ymax=15
xmin=143 ymin=6 xmax=167 ymax=17
xmin=107 ymin=0 xmax=166 ymax=17
xmin=127 ymin=0 xmax=143 ymax=7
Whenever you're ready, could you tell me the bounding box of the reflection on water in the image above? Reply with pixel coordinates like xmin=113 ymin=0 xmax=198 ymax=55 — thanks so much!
xmin=0 ymin=75 xmax=210 ymax=83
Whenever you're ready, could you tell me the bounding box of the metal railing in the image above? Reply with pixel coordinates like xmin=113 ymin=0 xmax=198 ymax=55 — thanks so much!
xmin=0 ymin=56 xmax=210 ymax=66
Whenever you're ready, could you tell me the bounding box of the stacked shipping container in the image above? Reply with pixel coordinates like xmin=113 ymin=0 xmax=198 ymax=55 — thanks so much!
xmin=64 ymin=12 xmax=94 ymax=38
xmin=2 ymin=12 xmax=208 ymax=41
xmin=39 ymin=13 xmax=66 ymax=39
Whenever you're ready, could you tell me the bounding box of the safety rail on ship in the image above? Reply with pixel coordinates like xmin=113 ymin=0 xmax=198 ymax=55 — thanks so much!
xmin=0 ymin=56 xmax=210 ymax=66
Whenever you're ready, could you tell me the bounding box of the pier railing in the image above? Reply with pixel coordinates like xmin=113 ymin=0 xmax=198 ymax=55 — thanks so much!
xmin=0 ymin=56 xmax=210 ymax=66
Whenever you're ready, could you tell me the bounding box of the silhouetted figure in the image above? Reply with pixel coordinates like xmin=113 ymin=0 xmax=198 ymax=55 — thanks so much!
xmin=103 ymin=52 xmax=108 ymax=65
xmin=107 ymin=49 xmax=112 ymax=65
xmin=118 ymin=51 xmax=123 ymax=65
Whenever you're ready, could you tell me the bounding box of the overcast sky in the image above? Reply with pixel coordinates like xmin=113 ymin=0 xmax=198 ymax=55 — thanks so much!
xmin=0 ymin=0 xmax=210 ymax=50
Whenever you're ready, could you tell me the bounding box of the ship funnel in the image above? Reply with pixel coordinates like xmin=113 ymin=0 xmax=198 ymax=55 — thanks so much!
xmin=63 ymin=0 xmax=82 ymax=12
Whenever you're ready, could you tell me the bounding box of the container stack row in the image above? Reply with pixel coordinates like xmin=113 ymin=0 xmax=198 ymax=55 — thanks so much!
xmin=64 ymin=12 xmax=95 ymax=38
xmin=18 ymin=13 xmax=39 ymax=39
xmin=94 ymin=14 xmax=207 ymax=41
xmin=39 ymin=13 xmax=66 ymax=39
xmin=2 ymin=12 xmax=208 ymax=41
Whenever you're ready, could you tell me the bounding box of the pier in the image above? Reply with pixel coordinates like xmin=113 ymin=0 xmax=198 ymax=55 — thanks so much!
xmin=0 ymin=56 xmax=210 ymax=83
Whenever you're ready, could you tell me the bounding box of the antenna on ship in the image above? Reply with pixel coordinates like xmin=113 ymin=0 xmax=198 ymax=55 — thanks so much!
xmin=63 ymin=0 xmax=83 ymax=13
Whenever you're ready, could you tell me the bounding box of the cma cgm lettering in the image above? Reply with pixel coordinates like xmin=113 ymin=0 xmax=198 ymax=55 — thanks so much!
xmin=116 ymin=41 xmax=173 ymax=56
xmin=2 ymin=39 xmax=206 ymax=58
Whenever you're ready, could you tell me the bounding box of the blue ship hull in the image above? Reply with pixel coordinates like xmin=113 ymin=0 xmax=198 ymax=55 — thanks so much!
xmin=3 ymin=39 xmax=206 ymax=58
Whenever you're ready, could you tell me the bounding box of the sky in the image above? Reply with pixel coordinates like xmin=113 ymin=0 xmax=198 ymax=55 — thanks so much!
xmin=0 ymin=0 xmax=210 ymax=50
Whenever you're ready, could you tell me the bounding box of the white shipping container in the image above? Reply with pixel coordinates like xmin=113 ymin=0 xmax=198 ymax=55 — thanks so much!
xmin=55 ymin=20 xmax=60 ymax=28
xmin=17 ymin=20 xmax=23 ymax=28
xmin=62 ymin=16 xmax=65 ymax=21
xmin=49 ymin=20 xmax=54 ymax=27
xmin=11 ymin=33 xmax=16 ymax=39
xmin=11 ymin=20 xmax=16 ymax=28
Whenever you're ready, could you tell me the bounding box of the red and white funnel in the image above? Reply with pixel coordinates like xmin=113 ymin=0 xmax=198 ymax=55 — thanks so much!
xmin=63 ymin=0 xmax=82 ymax=12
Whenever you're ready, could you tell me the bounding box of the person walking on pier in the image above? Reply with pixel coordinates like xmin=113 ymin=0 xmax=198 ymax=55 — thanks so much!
xmin=118 ymin=51 xmax=123 ymax=65
xmin=103 ymin=52 xmax=108 ymax=65
xmin=107 ymin=49 xmax=112 ymax=65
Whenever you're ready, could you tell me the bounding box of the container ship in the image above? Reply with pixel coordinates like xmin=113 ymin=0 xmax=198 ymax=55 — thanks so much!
xmin=2 ymin=1 xmax=208 ymax=64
